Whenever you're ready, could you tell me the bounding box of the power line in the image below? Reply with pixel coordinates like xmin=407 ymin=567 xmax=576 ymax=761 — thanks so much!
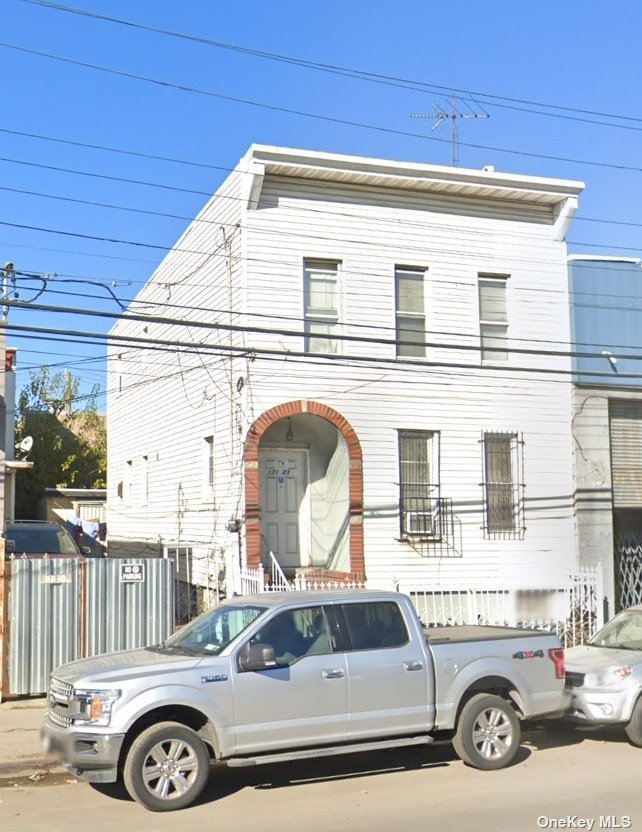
xmin=8 ymin=298 xmax=642 ymax=372
xmin=3 ymin=130 xmax=642 ymax=247
xmin=7 ymin=214 xmax=642 ymax=310
xmin=0 ymin=152 xmax=211 ymax=197
xmin=28 ymin=276 xmax=642 ymax=357
xmin=3 ymin=38 xmax=642 ymax=176
xmin=18 ymin=0 xmax=642 ymax=132
xmin=2 ymin=137 xmax=642 ymax=261
xmin=3 ymin=122 xmax=642 ymax=235
xmin=0 ymin=181 xmax=593 ymax=270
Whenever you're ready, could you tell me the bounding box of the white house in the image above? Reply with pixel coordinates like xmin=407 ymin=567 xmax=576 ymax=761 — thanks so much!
xmin=107 ymin=145 xmax=586 ymax=617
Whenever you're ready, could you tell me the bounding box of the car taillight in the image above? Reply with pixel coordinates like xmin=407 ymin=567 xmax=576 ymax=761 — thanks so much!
xmin=548 ymin=647 xmax=565 ymax=679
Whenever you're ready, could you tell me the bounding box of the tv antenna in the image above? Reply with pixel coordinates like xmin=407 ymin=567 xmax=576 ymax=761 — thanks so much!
xmin=411 ymin=95 xmax=489 ymax=166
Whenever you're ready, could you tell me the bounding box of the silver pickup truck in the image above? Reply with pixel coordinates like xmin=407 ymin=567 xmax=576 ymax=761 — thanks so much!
xmin=42 ymin=590 xmax=567 ymax=811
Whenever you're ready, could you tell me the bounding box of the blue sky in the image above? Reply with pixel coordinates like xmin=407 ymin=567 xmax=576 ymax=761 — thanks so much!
xmin=2 ymin=0 xmax=642 ymax=406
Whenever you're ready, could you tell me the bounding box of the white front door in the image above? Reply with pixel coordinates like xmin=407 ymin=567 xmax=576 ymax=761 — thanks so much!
xmin=259 ymin=449 xmax=310 ymax=568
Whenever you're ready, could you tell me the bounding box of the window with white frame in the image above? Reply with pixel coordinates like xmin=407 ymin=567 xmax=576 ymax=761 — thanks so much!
xmin=304 ymin=259 xmax=340 ymax=354
xmin=395 ymin=267 xmax=426 ymax=358
xmin=398 ymin=430 xmax=440 ymax=537
xmin=203 ymin=436 xmax=215 ymax=499
xmin=478 ymin=275 xmax=508 ymax=363
xmin=481 ymin=432 xmax=524 ymax=536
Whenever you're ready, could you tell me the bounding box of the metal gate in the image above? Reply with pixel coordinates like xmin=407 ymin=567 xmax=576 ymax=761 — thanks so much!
xmin=0 ymin=554 xmax=174 ymax=699
xmin=614 ymin=521 xmax=642 ymax=610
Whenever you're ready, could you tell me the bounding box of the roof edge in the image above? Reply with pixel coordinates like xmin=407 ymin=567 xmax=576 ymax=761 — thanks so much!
xmin=240 ymin=143 xmax=585 ymax=197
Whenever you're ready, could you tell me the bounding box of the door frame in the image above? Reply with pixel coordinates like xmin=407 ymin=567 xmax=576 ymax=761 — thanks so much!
xmin=259 ymin=447 xmax=311 ymax=568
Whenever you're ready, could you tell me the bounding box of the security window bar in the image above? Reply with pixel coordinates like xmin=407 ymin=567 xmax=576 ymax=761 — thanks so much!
xmin=481 ymin=432 xmax=524 ymax=538
xmin=479 ymin=275 xmax=508 ymax=363
xmin=395 ymin=267 xmax=426 ymax=358
xmin=304 ymin=259 xmax=340 ymax=354
xmin=398 ymin=430 xmax=440 ymax=538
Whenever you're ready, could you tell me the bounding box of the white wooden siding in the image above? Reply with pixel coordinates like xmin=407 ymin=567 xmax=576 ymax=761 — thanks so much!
xmin=106 ymin=152 xmax=576 ymax=590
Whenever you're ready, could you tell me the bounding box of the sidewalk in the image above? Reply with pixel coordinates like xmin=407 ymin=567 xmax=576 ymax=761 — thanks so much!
xmin=0 ymin=698 xmax=65 ymax=786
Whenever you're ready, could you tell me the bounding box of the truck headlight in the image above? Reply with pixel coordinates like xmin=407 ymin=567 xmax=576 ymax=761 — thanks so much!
xmin=584 ymin=666 xmax=631 ymax=688
xmin=73 ymin=689 xmax=121 ymax=726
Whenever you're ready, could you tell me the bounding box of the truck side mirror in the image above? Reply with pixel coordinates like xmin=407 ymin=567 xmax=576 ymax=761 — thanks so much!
xmin=5 ymin=539 xmax=15 ymax=554
xmin=238 ymin=643 xmax=277 ymax=672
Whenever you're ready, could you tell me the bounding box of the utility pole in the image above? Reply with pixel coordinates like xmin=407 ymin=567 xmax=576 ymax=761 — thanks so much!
xmin=411 ymin=95 xmax=489 ymax=166
xmin=1 ymin=262 xmax=14 ymax=322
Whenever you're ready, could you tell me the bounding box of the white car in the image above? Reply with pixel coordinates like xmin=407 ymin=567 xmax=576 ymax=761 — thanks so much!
xmin=565 ymin=605 xmax=642 ymax=746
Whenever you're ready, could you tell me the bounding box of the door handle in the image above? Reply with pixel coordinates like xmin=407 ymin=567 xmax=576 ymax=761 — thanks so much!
xmin=321 ymin=668 xmax=344 ymax=679
xmin=403 ymin=660 xmax=424 ymax=672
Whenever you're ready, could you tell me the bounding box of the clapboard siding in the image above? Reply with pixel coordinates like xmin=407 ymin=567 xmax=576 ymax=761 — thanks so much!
xmin=106 ymin=148 xmax=577 ymax=589
xmin=107 ymin=169 xmax=245 ymax=551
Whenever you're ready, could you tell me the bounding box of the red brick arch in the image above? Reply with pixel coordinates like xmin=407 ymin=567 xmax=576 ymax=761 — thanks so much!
xmin=243 ymin=400 xmax=364 ymax=578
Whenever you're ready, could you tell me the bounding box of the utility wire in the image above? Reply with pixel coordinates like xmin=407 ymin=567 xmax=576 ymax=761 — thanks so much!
xmin=21 ymin=276 xmax=642 ymax=356
xmin=2 ymin=39 xmax=642 ymax=176
xmin=2 ymin=122 xmax=642 ymax=234
xmin=18 ymin=0 xmax=642 ymax=130
xmin=8 ymin=298 xmax=642 ymax=369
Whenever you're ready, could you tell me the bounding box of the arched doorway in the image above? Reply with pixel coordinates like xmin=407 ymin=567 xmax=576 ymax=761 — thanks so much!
xmin=244 ymin=401 xmax=364 ymax=578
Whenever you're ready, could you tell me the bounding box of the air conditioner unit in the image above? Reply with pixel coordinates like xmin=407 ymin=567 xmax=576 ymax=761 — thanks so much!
xmin=404 ymin=507 xmax=440 ymax=537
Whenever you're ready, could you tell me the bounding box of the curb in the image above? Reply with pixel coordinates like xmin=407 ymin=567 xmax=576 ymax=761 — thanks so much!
xmin=0 ymin=757 xmax=67 ymax=788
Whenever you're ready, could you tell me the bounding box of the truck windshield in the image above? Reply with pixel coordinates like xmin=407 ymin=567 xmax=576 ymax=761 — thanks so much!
xmin=162 ymin=603 xmax=267 ymax=656
xmin=589 ymin=609 xmax=642 ymax=651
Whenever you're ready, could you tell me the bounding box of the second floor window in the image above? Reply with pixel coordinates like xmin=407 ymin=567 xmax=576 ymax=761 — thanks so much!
xmin=479 ymin=275 xmax=508 ymax=363
xmin=398 ymin=429 xmax=440 ymax=537
xmin=395 ymin=266 xmax=426 ymax=357
xmin=304 ymin=259 xmax=340 ymax=354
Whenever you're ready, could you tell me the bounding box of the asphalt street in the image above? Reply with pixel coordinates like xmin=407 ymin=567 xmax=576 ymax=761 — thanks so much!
xmin=1 ymin=725 xmax=640 ymax=832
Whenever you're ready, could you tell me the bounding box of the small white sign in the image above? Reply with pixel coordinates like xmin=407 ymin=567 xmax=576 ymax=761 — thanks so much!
xmin=41 ymin=574 xmax=72 ymax=585
xmin=120 ymin=563 xmax=145 ymax=584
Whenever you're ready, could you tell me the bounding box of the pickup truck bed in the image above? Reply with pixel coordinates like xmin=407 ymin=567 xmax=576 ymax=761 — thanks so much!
xmin=425 ymin=625 xmax=547 ymax=644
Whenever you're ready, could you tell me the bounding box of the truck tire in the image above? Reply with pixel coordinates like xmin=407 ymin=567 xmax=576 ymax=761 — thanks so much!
xmin=123 ymin=721 xmax=211 ymax=811
xmin=625 ymin=697 xmax=642 ymax=748
xmin=453 ymin=693 xmax=521 ymax=770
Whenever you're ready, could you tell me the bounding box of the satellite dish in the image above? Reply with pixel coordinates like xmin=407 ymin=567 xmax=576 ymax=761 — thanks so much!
xmin=16 ymin=436 xmax=33 ymax=456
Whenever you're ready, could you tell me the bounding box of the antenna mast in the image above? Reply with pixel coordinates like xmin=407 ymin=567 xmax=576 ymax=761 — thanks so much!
xmin=411 ymin=95 xmax=489 ymax=166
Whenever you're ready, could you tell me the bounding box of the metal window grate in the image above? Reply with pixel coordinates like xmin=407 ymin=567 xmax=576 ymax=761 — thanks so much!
xmin=481 ymin=431 xmax=525 ymax=538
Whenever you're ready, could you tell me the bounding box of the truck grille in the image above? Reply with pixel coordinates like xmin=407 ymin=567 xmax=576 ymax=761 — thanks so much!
xmin=49 ymin=710 xmax=73 ymax=728
xmin=49 ymin=677 xmax=73 ymax=701
xmin=565 ymin=671 xmax=585 ymax=688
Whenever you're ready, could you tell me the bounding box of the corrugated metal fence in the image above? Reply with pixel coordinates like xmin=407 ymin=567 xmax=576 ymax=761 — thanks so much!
xmin=0 ymin=554 xmax=174 ymax=699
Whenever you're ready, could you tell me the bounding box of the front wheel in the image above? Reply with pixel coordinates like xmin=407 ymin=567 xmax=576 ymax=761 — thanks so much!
xmin=453 ymin=693 xmax=521 ymax=770
xmin=625 ymin=698 xmax=642 ymax=747
xmin=123 ymin=721 xmax=211 ymax=811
